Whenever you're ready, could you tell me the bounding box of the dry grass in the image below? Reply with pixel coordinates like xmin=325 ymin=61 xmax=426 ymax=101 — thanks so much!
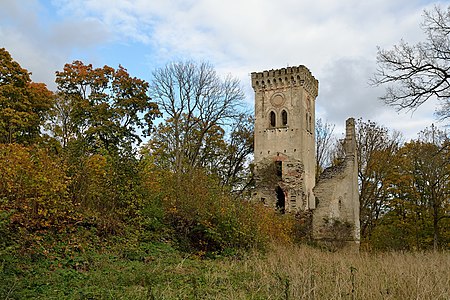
xmin=236 ymin=244 xmax=450 ymax=299
xmin=158 ymin=244 xmax=450 ymax=299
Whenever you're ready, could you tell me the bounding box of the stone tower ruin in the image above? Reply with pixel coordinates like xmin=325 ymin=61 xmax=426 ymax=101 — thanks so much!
xmin=251 ymin=66 xmax=318 ymax=212
xmin=251 ymin=65 xmax=360 ymax=246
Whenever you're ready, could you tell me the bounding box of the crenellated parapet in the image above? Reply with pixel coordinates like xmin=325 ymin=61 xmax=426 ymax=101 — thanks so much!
xmin=251 ymin=65 xmax=319 ymax=98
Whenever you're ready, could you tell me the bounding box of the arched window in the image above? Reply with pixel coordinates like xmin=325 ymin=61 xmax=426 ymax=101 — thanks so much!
xmin=281 ymin=110 xmax=288 ymax=126
xmin=270 ymin=111 xmax=276 ymax=127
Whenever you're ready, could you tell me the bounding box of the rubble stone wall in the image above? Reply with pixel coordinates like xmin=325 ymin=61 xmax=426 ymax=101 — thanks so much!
xmin=312 ymin=118 xmax=360 ymax=245
xmin=252 ymin=66 xmax=360 ymax=248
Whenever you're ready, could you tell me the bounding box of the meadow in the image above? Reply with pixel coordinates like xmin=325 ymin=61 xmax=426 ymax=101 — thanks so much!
xmin=2 ymin=241 xmax=449 ymax=299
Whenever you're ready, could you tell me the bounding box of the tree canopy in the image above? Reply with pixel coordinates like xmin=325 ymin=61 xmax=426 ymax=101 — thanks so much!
xmin=0 ymin=48 xmax=54 ymax=144
xmin=54 ymin=61 xmax=160 ymax=154
xmin=148 ymin=61 xmax=252 ymax=190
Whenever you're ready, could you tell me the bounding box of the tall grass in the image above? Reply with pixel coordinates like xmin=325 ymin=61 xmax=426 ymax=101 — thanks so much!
xmin=237 ymin=244 xmax=450 ymax=299
xmin=3 ymin=241 xmax=449 ymax=299
xmin=119 ymin=243 xmax=450 ymax=299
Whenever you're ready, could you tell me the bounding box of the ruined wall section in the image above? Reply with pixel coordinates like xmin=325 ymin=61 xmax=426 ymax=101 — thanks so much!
xmin=312 ymin=118 xmax=360 ymax=245
xmin=254 ymin=155 xmax=308 ymax=213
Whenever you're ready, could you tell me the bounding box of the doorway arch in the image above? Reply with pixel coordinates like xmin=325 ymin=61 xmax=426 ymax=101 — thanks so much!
xmin=275 ymin=185 xmax=285 ymax=213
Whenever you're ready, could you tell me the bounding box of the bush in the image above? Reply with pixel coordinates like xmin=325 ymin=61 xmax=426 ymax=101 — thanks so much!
xmin=0 ymin=144 xmax=75 ymax=232
xmin=68 ymin=151 xmax=146 ymax=236
xmin=155 ymin=168 xmax=295 ymax=256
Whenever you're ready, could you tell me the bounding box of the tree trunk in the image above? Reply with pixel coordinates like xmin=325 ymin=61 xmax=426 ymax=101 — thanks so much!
xmin=433 ymin=202 xmax=439 ymax=251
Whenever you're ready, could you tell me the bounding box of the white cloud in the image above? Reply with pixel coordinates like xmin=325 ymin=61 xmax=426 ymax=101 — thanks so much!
xmin=0 ymin=0 xmax=110 ymax=89
xmin=1 ymin=0 xmax=443 ymax=138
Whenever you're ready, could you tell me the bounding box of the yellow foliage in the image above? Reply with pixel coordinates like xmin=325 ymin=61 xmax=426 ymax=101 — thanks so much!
xmin=151 ymin=168 xmax=295 ymax=255
xmin=0 ymin=143 xmax=74 ymax=230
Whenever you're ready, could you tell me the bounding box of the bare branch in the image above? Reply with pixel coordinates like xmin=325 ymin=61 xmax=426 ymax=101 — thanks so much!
xmin=372 ymin=5 xmax=450 ymax=121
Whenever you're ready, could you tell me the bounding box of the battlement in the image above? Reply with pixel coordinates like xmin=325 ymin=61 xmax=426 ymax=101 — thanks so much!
xmin=251 ymin=65 xmax=319 ymax=98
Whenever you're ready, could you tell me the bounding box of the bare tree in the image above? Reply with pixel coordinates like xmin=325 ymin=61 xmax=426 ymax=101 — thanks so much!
xmin=149 ymin=61 xmax=246 ymax=173
xmin=372 ymin=5 xmax=450 ymax=121
xmin=46 ymin=93 xmax=76 ymax=148
xmin=215 ymin=114 xmax=254 ymax=190
xmin=315 ymin=118 xmax=335 ymax=179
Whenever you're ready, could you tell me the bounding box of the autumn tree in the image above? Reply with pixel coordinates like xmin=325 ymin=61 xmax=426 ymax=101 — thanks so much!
xmin=51 ymin=61 xmax=160 ymax=231
xmin=0 ymin=48 xmax=54 ymax=144
xmin=353 ymin=119 xmax=403 ymax=240
xmin=53 ymin=60 xmax=159 ymax=154
xmin=149 ymin=61 xmax=246 ymax=174
xmin=0 ymin=144 xmax=74 ymax=232
xmin=417 ymin=126 xmax=450 ymax=250
xmin=373 ymin=5 xmax=450 ymax=120
xmin=397 ymin=126 xmax=449 ymax=250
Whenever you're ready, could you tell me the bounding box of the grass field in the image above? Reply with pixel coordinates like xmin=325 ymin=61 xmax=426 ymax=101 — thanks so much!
xmin=2 ymin=240 xmax=449 ymax=299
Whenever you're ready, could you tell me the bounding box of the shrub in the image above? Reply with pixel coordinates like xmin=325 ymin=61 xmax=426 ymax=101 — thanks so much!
xmin=0 ymin=144 xmax=75 ymax=232
xmin=68 ymin=151 xmax=146 ymax=236
xmin=155 ymin=168 xmax=295 ymax=256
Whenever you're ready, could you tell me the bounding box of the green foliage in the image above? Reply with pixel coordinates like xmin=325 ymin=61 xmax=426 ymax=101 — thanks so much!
xmin=370 ymin=212 xmax=416 ymax=251
xmin=66 ymin=151 xmax=147 ymax=236
xmin=0 ymin=210 xmax=17 ymax=258
xmin=153 ymin=168 xmax=294 ymax=256
xmin=158 ymin=169 xmax=253 ymax=255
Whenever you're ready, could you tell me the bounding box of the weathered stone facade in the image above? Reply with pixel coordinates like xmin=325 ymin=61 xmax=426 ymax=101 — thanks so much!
xmin=251 ymin=66 xmax=318 ymax=212
xmin=313 ymin=118 xmax=360 ymax=247
xmin=251 ymin=65 xmax=360 ymax=246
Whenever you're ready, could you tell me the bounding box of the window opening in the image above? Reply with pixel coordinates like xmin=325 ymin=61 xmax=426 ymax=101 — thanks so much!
xmin=270 ymin=111 xmax=276 ymax=127
xmin=290 ymin=195 xmax=297 ymax=209
xmin=281 ymin=110 xmax=288 ymax=126
xmin=275 ymin=161 xmax=282 ymax=179
xmin=275 ymin=186 xmax=285 ymax=214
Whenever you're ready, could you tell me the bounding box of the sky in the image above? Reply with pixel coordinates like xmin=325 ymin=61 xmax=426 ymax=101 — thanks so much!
xmin=0 ymin=0 xmax=447 ymax=140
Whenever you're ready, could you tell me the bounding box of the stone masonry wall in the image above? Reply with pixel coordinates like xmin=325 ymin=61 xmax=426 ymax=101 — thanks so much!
xmin=251 ymin=66 xmax=318 ymax=211
xmin=312 ymin=118 xmax=360 ymax=245
xmin=252 ymin=66 xmax=360 ymax=249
